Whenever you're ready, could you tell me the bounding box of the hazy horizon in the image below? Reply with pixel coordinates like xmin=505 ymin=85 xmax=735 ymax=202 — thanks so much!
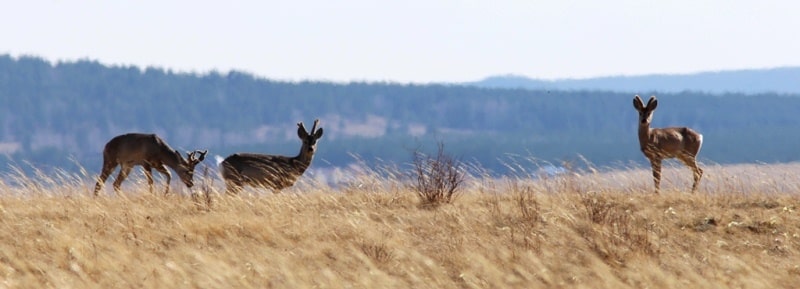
xmin=8 ymin=53 xmax=800 ymax=86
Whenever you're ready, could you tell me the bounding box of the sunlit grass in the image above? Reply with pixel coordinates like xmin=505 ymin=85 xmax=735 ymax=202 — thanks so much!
xmin=0 ymin=161 xmax=798 ymax=288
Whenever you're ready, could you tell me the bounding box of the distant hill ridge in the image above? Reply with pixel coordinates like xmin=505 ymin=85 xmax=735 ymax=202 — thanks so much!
xmin=468 ymin=68 xmax=800 ymax=94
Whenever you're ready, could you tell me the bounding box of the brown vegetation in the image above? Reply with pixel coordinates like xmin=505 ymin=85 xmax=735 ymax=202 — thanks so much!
xmin=0 ymin=162 xmax=798 ymax=288
xmin=410 ymin=142 xmax=465 ymax=206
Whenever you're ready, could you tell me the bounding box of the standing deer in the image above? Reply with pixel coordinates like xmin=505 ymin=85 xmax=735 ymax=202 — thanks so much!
xmin=633 ymin=95 xmax=703 ymax=193
xmin=220 ymin=119 xmax=323 ymax=194
xmin=93 ymin=133 xmax=207 ymax=196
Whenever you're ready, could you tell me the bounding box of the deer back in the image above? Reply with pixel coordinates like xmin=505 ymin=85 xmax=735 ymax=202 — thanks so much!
xmin=645 ymin=127 xmax=702 ymax=158
xmin=221 ymin=153 xmax=306 ymax=190
xmin=104 ymin=133 xmax=181 ymax=166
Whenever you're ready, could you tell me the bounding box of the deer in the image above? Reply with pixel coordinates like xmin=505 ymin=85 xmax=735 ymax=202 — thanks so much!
xmin=93 ymin=133 xmax=207 ymax=196
xmin=220 ymin=119 xmax=323 ymax=194
xmin=633 ymin=95 xmax=704 ymax=194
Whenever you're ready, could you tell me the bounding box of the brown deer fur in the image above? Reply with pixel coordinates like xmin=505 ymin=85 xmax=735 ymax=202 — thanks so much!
xmin=633 ymin=95 xmax=703 ymax=193
xmin=220 ymin=119 xmax=323 ymax=194
xmin=93 ymin=133 xmax=207 ymax=195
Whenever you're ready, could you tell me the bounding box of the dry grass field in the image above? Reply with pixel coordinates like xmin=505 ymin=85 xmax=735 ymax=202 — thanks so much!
xmin=0 ymin=162 xmax=799 ymax=288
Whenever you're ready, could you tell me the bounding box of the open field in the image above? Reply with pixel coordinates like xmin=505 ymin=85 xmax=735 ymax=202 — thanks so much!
xmin=0 ymin=162 xmax=799 ymax=288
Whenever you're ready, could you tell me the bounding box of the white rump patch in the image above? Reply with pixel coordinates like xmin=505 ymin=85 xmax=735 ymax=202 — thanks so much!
xmin=698 ymin=134 xmax=704 ymax=152
xmin=214 ymin=155 xmax=225 ymax=166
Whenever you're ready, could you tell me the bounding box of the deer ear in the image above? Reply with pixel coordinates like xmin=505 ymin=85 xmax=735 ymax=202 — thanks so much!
xmin=633 ymin=95 xmax=644 ymax=111
xmin=314 ymin=127 xmax=324 ymax=139
xmin=197 ymin=150 xmax=207 ymax=162
xmin=297 ymin=122 xmax=309 ymax=138
xmin=647 ymin=96 xmax=658 ymax=110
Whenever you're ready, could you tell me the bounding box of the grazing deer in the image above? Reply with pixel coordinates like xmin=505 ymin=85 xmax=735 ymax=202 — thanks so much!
xmin=633 ymin=95 xmax=703 ymax=193
xmin=93 ymin=133 xmax=207 ymax=196
xmin=220 ymin=119 xmax=323 ymax=194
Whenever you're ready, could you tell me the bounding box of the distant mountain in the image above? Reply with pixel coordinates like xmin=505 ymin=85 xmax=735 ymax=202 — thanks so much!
xmin=469 ymin=68 xmax=800 ymax=94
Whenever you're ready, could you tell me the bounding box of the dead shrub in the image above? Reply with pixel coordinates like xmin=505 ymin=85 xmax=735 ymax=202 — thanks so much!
xmin=358 ymin=242 xmax=394 ymax=265
xmin=578 ymin=193 xmax=657 ymax=264
xmin=516 ymin=186 xmax=540 ymax=223
xmin=513 ymin=186 xmax=542 ymax=251
xmin=410 ymin=142 xmax=466 ymax=206
xmin=580 ymin=193 xmax=617 ymax=224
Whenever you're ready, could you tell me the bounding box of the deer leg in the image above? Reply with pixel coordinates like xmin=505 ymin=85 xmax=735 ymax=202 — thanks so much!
xmin=650 ymin=159 xmax=662 ymax=194
xmin=94 ymin=161 xmax=117 ymax=196
xmin=693 ymin=166 xmax=704 ymax=193
xmin=680 ymin=154 xmax=703 ymax=193
xmin=153 ymin=165 xmax=172 ymax=195
xmin=143 ymin=164 xmax=155 ymax=194
xmin=112 ymin=165 xmax=133 ymax=193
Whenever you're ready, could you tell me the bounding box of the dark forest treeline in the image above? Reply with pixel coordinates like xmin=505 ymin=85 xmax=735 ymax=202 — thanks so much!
xmin=1 ymin=55 xmax=800 ymax=174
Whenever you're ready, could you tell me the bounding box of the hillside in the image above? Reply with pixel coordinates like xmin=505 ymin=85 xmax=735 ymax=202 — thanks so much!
xmin=470 ymin=68 xmax=800 ymax=94
xmin=0 ymin=163 xmax=798 ymax=288
xmin=2 ymin=55 xmax=800 ymax=176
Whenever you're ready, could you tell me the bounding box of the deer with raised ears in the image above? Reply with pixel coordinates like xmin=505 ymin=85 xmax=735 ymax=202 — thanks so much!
xmin=220 ymin=119 xmax=323 ymax=194
xmin=93 ymin=133 xmax=207 ymax=196
xmin=633 ymin=95 xmax=704 ymax=193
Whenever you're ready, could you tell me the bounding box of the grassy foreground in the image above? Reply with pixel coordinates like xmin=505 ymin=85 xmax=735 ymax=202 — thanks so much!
xmin=0 ymin=163 xmax=798 ymax=288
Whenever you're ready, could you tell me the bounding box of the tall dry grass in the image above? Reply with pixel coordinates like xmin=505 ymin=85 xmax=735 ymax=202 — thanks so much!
xmin=0 ymin=161 xmax=798 ymax=288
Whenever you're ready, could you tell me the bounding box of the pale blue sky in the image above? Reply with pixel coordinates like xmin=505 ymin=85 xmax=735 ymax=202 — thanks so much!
xmin=3 ymin=0 xmax=800 ymax=83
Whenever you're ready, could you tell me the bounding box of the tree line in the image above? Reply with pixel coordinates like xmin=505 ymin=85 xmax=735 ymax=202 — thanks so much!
xmin=1 ymin=55 xmax=800 ymax=175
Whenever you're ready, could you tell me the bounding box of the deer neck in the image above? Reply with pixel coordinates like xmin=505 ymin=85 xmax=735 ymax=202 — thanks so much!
xmin=292 ymin=148 xmax=315 ymax=170
xmin=161 ymin=149 xmax=184 ymax=171
xmin=638 ymin=123 xmax=653 ymax=149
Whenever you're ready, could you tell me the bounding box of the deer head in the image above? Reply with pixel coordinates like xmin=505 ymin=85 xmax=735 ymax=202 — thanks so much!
xmin=175 ymin=149 xmax=207 ymax=187
xmin=633 ymin=95 xmax=657 ymax=126
xmin=297 ymin=119 xmax=324 ymax=156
